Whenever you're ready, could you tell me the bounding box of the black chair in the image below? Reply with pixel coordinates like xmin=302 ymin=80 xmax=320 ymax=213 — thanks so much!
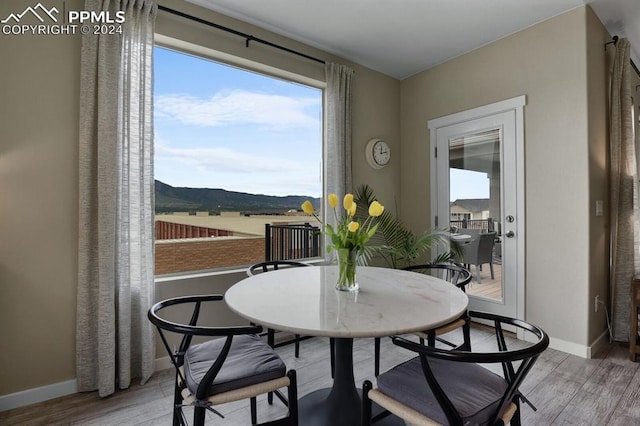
xmin=247 ymin=261 xmax=312 ymax=358
xmin=373 ymin=264 xmax=472 ymax=376
xmin=248 ymin=261 xmax=337 ymax=379
xmin=148 ymin=294 xmax=298 ymax=426
xmin=363 ymin=311 xmax=549 ymax=426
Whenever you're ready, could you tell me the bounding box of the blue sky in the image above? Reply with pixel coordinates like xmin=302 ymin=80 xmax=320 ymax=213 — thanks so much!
xmin=154 ymin=46 xmax=488 ymax=201
xmin=450 ymin=169 xmax=489 ymax=201
xmin=154 ymin=47 xmax=322 ymax=197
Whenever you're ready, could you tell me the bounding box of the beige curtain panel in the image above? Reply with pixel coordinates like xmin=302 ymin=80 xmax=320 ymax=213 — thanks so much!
xmin=77 ymin=0 xmax=157 ymax=397
xmin=324 ymin=62 xmax=354 ymax=259
xmin=609 ymin=38 xmax=637 ymax=342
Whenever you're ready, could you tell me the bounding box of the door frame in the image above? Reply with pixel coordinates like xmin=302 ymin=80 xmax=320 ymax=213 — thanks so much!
xmin=428 ymin=95 xmax=526 ymax=320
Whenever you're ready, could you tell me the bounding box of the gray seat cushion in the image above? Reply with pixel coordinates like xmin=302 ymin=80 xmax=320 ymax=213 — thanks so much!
xmin=377 ymin=356 xmax=508 ymax=425
xmin=184 ymin=334 xmax=286 ymax=396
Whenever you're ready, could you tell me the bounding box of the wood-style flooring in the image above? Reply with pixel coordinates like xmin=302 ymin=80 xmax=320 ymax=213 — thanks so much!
xmin=2 ymin=326 xmax=640 ymax=425
xmin=466 ymin=261 xmax=503 ymax=300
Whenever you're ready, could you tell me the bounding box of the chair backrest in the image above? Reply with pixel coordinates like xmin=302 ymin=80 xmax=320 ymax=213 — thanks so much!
xmin=247 ymin=260 xmax=311 ymax=276
xmin=402 ymin=263 xmax=472 ymax=292
xmin=391 ymin=310 xmax=549 ymax=425
xmin=148 ymin=295 xmax=262 ymax=399
xmin=461 ymin=232 xmax=496 ymax=264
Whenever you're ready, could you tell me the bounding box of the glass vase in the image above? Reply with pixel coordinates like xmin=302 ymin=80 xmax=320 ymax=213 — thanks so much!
xmin=336 ymin=247 xmax=359 ymax=292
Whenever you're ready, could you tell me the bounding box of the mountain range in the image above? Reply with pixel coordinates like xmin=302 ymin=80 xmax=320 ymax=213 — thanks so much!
xmin=155 ymin=180 xmax=319 ymax=214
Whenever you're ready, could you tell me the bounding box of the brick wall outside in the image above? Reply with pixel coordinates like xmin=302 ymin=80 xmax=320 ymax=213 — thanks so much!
xmin=155 ymin=237 xmax=265 ymax=275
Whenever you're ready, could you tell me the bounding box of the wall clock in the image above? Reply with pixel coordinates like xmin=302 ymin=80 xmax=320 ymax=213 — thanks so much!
xmin=365 ymin=138 xmax=391 ymax=169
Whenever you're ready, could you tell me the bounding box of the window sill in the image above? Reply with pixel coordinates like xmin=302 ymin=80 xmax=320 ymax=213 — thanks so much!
xmin=154 ymin=267 xmax=247 ymax=283
xmin=154 ymin=258 xmax=325 ymax=283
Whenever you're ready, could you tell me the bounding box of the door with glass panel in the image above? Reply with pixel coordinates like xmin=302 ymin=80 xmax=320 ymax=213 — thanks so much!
xmin=429 ymin=98 xmax=524 ymax=318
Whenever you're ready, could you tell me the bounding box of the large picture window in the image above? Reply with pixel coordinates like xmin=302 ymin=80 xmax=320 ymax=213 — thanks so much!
xmin=154 ymin=46 xmax=323 ymax=275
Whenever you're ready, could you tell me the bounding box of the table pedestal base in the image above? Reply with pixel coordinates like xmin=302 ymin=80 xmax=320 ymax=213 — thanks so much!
xmin=298 ymin=388 xmax=405 ymax=426
xmin=297 ymin=337 xmax=403 ymax=425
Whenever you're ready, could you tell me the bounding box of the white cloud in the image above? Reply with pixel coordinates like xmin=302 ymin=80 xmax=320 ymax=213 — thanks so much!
xmin=155 ymin=90 xmax=320 ymax=129
xmin=155 ymin=144 xmax=301 ymax=174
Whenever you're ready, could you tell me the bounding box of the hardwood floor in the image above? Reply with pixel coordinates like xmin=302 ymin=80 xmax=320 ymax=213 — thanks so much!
xmin=466 ymin=261 xmax=503 ymax=300
xmin=2 ymin=329 xmax=640 ymax=425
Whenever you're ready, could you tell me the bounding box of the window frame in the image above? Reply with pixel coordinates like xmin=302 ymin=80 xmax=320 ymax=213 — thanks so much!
xmin=152 ymin=37 xmax=326 ymax=278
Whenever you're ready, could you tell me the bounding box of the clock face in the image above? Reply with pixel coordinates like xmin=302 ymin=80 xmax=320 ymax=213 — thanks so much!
xmin=373 ymin=140 xmax=390 ymax=166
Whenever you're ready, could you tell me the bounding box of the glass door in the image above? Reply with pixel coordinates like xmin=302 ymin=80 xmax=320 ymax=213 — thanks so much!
xmin=449 ymin=129 xmax=502 ymax=301
xmin=430 ymin=98 xmax=525 ymax=319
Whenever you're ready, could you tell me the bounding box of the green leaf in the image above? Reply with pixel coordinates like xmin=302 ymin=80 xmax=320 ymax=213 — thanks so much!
xmin=353 ymin=183 xmax=456 ymax=269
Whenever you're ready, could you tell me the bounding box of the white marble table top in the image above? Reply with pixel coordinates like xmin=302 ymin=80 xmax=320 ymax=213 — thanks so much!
xmin=225 ymin=265 xmax=469 ymax=338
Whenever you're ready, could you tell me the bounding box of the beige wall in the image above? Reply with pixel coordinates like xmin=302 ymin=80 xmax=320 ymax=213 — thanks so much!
xmin=0 ymin=0 xmax=400 ymax=398
xmin=586 ymin=6 xmax=612 ymax=345
xmin=0 ymin=0 xmax=82 ymax=396
xmin=399 ymin=6 xmax=608 ymax=348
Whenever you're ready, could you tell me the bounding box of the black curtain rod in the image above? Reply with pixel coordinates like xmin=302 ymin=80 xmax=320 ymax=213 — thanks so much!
xmin=604 ymin=35 xmax=619 ymax=49
xmin=157 ymin=5 xmax=326 ymax=65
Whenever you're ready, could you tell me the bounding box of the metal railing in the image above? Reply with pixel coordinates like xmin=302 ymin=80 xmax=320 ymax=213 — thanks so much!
xmin=450 ymin=218 xmax=495 ymax=232
xmin=265 ymin=223 xmax=321 ymax=261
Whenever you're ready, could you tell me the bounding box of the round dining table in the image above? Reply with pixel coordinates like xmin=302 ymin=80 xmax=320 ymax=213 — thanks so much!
xmin=225 ymin=265 xmax=468 ymax=426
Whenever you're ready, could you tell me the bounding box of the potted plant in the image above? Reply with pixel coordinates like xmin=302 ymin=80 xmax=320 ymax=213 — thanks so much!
xmin=353 ymin=184 xmax=460 ymax=269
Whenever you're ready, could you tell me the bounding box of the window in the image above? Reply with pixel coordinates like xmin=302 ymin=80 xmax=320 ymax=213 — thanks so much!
xmin=153 ymin=46 xmax=323 ymax=275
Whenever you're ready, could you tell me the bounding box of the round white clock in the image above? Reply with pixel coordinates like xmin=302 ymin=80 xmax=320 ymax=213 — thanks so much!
xmin=365 ymin=138 xmax=391 ymax=169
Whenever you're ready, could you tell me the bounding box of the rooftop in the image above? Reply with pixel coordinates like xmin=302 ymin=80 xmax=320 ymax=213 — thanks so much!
xmin=154 ymin=213 xmax=321 ymax=237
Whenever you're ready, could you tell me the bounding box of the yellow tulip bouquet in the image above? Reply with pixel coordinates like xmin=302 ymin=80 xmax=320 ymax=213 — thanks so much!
xmin=302 ymin=193 xmax=384 ymax=291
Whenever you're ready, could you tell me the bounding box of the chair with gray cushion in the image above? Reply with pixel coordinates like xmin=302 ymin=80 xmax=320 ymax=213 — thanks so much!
xmin=461 ymin=232 xmax=497 ymax=283
xmin=373 ymin=264 xmax=472 ymax=376
xmin=402 ymin=264 xmax=473 ymax=348
xmin=248 ymin=261 xmax=339 ymax=379
xmin=148 ymin=294 xmax=298 ymax=426
xmin=247 ymin=261 xmax=312 ymax=359
xmin=363 ymin=311 xmax=548 ymax=426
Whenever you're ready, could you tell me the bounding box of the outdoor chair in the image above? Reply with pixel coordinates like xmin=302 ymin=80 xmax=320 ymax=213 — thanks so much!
xmin=461 ymin=232 xmax=497 ymax=283
xmin=373 ymin=264 xmax=472 ymax=376
xmin=363 ymin=310 xmax=549 ymax=426
xmin=148 ymin=294 xmax=298 ymax=426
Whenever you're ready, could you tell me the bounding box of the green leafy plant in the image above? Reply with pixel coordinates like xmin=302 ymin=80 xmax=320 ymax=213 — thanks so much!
xmin=353 ymin=184 xmax=460 ymax=269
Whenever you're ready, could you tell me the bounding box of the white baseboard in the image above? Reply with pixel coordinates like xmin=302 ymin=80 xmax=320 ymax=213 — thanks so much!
xmin=587 ymin=330 xmax=610 ymax=358
xmin=0 ymin=358 xmax=173 ymax=413
xmin=548 ymin=330 xmax=609 ymax=359
xmin=155 ymin=355 xmax=172 ymax=371
xmin=0 ymin=379 xmax=77 ymax=412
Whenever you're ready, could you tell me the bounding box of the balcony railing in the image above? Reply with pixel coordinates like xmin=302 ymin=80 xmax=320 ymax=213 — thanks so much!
xmin=450 ymin=218 xmax=495 ymax=232
xmin=265 ymin=223 xmax=321 ymax=261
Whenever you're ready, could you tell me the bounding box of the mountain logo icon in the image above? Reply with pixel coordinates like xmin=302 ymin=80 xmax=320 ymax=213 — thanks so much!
xmin=1 ymin=3 xmax=59 ymax=24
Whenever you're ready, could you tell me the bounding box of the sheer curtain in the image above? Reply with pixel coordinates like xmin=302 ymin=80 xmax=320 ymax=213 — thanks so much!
xmin=609 ymin=38 xmax=637 ymax=341
xmin=324 ymin=62 xmax=354 ymax=256
xmin=77 ymin=0 xmax=157 ymax=396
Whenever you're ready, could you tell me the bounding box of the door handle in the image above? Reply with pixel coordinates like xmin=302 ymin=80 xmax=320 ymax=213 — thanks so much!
xmin=505 ymin=231 xmax=515 ymax=238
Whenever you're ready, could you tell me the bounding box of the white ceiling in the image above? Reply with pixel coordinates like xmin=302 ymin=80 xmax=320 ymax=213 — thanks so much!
xmin=187 ymin=0 xmax=640 ymax=80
